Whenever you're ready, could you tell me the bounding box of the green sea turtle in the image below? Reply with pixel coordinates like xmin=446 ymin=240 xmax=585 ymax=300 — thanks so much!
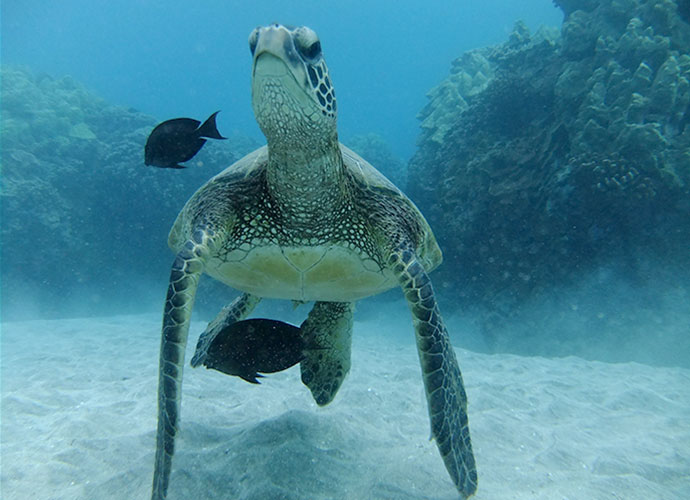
xmin=151 ymin=23 xmax=477 ymax=499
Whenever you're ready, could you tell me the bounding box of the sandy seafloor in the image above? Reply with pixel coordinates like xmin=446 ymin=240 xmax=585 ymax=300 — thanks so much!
xmin=2 ymin=311 xmax=689 ymax=500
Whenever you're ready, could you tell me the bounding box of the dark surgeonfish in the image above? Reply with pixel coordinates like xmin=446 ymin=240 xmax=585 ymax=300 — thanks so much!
xmin=144 ymin=111 xmax=226 ymax=169
xmin=202 ymin=318 xmax=305 ymax=384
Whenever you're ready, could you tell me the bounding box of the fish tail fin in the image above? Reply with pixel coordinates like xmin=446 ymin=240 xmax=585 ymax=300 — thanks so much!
xmin=240 ymin=372 xmax=263 ymax=384
xmin=198 ymin=111 xmax=226 ymax=140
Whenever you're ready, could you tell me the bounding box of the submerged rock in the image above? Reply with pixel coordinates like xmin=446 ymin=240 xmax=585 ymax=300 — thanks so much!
xmin=0 ymin=66 xmax=259 ymax=318
xmin=408 ymin=0 xmax=690 ymax=327
xmin=69 ymin=122 xmax=97 ymax=140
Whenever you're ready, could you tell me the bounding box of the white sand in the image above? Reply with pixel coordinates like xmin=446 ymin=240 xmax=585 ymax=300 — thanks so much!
xmin=2 ymin=313 xmax=689 ymax=499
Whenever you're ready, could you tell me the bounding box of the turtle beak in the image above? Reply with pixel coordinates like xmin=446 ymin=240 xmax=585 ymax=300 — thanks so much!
xmin=250 ymin=24 xmax=311 ymax=107
xmin=250 ymin=25 xmax=301 ymax=77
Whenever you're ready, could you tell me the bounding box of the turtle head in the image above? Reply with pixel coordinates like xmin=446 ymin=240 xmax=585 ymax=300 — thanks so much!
xmin=250 ymin=24 xmax=337 ymax=147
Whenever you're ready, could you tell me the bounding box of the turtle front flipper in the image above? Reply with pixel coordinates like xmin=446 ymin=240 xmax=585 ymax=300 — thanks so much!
xmin=300 ymin=301 xmax=354 ymax=406
xmin=190 ymin=292 xmax=262 ymax=368
xmin=389 ymin=247 xmax=478 ymax=499
xmin=151 ymin=227 xmax=215 ymax=500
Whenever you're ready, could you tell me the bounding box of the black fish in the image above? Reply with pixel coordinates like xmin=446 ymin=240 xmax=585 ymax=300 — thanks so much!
xmin=144 ymin=111 xmax=226 ymax=169
xmin=202 ymin=318 xmax=305 ymax=384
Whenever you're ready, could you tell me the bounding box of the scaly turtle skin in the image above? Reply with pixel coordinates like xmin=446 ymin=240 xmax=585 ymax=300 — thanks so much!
xmin=151 ymin=24 xmax=477 ymax=499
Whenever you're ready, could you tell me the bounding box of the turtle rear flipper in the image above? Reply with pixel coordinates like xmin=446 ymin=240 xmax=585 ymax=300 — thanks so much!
xmin=299 ymin=301 xmax=354 ymax=406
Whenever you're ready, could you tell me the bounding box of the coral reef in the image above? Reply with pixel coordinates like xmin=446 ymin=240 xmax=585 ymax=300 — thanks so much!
xmin=1 ymin=66 xmax=259 ymax=317
xmin=408 ymin=0 xmax=690 ymax=324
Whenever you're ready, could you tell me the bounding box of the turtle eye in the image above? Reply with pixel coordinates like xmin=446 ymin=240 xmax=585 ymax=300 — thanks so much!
xmin=249 ymin=28 xmax=259 ymax=56
xmin=301 ymin=41 xmax=321 ymax=60
xmin=294 ymin=27 xmax=321 ymax=60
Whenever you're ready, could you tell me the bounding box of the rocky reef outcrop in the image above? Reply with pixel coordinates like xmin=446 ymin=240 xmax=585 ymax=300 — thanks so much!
xmin=408 ymin=0 xmax=690 ymax=358
xmin=1 ymin=66 xmax=259 ymax=317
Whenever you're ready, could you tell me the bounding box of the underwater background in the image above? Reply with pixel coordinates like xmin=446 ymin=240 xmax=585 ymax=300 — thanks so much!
xmin=3 ymin=0 xmax=688 ymax=366
xmin=3 ymin=1 xmax=690 ymax=499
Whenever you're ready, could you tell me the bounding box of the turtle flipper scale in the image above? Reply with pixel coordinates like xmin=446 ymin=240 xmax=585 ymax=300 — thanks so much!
xmin=300 ymin=301 xmax=354 ymax=406
xmin=389 ymin=247 xmax=478 ymax=499
xmin=190 ymin=292 xmax=262 ymax=368
xmin=151 ymin=227 xmax=215 ymax=500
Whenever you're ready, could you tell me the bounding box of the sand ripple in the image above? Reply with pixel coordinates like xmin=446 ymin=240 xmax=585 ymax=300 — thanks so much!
xmin=2 ymin=315 xmax=689 ymax=499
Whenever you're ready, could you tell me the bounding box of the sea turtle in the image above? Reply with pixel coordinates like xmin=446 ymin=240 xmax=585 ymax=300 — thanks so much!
xmin=151 ymin=23 xmax=477 ymax=499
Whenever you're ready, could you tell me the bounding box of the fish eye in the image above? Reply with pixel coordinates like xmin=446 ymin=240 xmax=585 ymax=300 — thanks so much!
xmin=294 ymin=27 xmax=321 ymax=60
xmin=249 ymin=28 xmax=259 ymax=56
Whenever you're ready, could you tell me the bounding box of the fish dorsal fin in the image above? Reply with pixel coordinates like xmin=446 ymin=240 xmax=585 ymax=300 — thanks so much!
xmin=197 ymin=111 xmax=227 ymax=140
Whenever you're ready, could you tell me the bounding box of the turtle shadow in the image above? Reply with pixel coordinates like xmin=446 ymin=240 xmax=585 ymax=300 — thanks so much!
xmin=172 ymin=409 xmax=367 ymax=500
xmin=85 ymin=408 xmax=459 ymax=500
xmin=167 ymin=408 xmax=459 ymax=500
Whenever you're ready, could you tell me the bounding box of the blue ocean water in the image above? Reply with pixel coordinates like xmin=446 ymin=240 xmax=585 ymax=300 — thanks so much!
xmin=3 ymin=3 xmax=690 ymax=499
xmin=2 ymin=0 xmax=689 ymax=365
xmin=1 ymin=0 xmax=562 ymax=160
